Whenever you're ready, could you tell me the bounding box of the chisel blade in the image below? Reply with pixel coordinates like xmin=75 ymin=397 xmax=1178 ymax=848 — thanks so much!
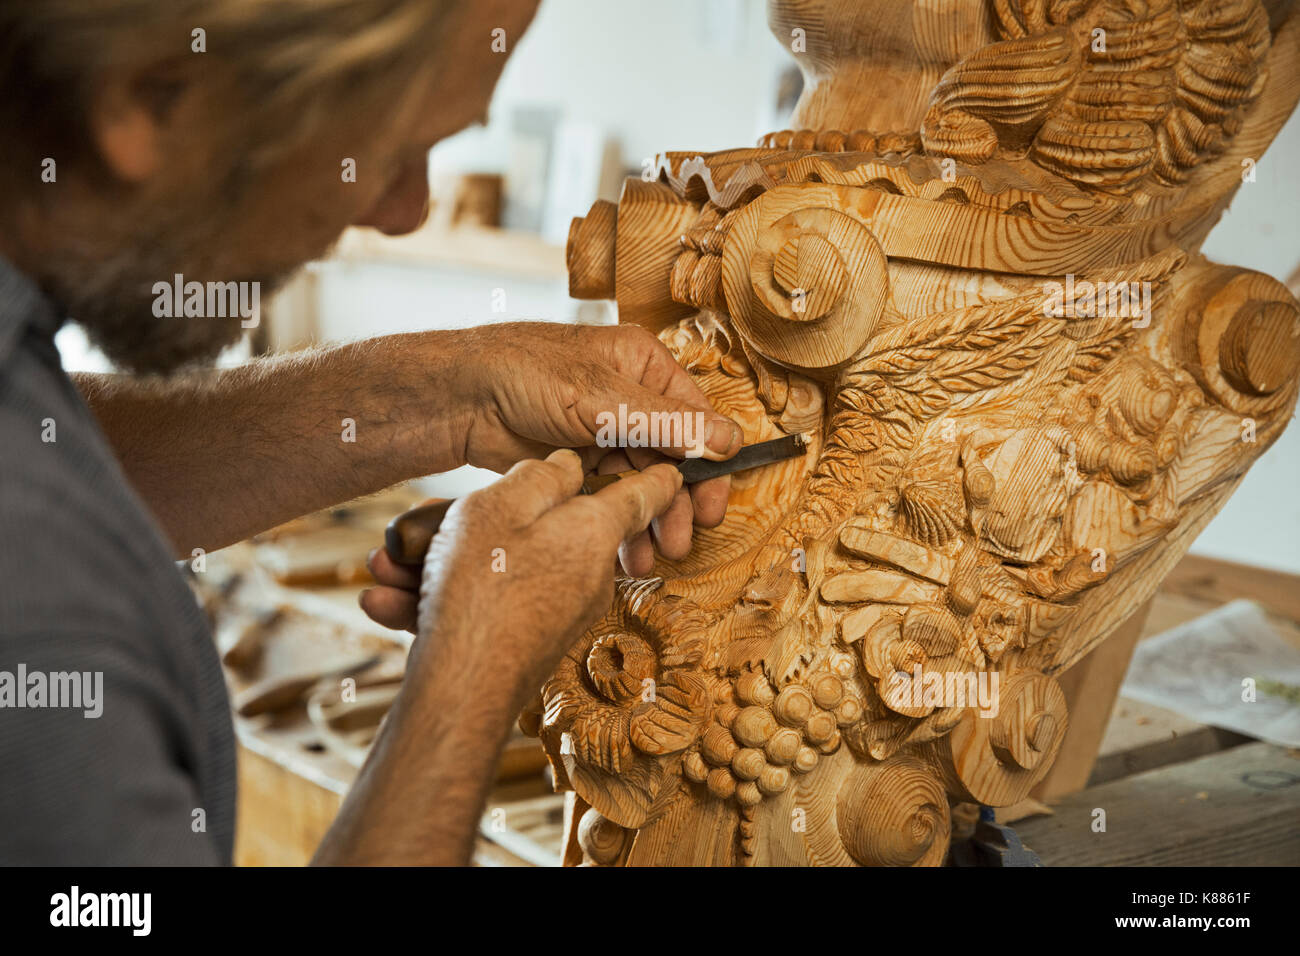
xmin=387 ymin=433 xmax=814 ymax=565
xmin=675 ymin=432 xmax=810 ymax=483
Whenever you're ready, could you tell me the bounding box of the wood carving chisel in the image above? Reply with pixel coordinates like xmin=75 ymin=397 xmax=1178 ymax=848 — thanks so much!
xmin=384 ymin=432 xmax=811 ymax=566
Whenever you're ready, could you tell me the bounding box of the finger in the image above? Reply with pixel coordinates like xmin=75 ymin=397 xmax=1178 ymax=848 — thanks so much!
xmin=485 ymin=448 xmax=586 ymax=525
xmin=584 ymin=462 xmax=683 ymax=545
xmin=359 ymin=586 xmax=419 ymax=633
xmin=580 ymin=370 xmax=742 ymax=462
xmin=688 ymin=475 xmax=731 ymax=529
xmin=596 ymin=449 xmax=632 ymax=476
xmin=623 ymin=444 xmax=667 ymax=471
xmin=649 ymin=485 xmax=695 ymax=562
xmin=617 ymin=531 xmax=655 ymax=577
xmin=605 ymin=324 xmax=718 ymax=415
xmin=603 ymin=327 xmax=743 ymax=461
xmin=623 ymin=447 xmax=691 ymax=558
xmin=367 ymin=547 xmax=422 ymax=590
xmin=625 ymin=445 xmax=728 ymax=531
xmin=608 ymin=447 xmax=660 ymax=574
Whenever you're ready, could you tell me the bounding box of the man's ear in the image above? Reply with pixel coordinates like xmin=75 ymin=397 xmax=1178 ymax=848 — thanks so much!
xmin=89 ymin=71 xmax=181 ymax=183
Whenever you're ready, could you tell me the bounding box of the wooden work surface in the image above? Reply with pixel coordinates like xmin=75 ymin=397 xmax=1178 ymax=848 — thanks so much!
xmin=1015 ymin=743 xmax=1300 ymax=866
xmin=1011 ymin=557 xmax=1300 ymax=866
xmin=218 ymin=536 xmax=1300 ymax=866
xmin=190 ymin=493 xmax=557 ymax=867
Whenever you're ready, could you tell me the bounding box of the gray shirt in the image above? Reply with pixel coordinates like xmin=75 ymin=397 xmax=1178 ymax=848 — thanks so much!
xmin=0 ymin=256 xmax=235 ymax=864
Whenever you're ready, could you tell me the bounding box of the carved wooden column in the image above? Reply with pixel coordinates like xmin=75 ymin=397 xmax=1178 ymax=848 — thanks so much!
xmin=532 ymin=0 xmax=1300 ymax=866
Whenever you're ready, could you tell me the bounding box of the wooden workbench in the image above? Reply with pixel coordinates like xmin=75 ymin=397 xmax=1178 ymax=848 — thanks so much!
xmin=221 ymin=547 xmax=1300 ymax=867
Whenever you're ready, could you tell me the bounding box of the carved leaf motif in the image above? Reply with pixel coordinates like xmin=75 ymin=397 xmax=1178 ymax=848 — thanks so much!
xmin=572 ymin=706 xmax=633 ymax=774
xmin=628 ymin=670 xmax=711 ymax=756
xmin=764 ymin=617 xmax=818 ymax=686
xmin=903 ymin=706 xmax=965 ymax=746
xmin=540 ymin=668 xmax=587 ymax=733
xmin=660 ymin=635 xmax=706 ymax=669
xmin=925 ymin=29 xmax=1079 ymax=133
xmin=567 ymin=754 xmax=676 ymax=831
xmin=954 ymin=0 xmax=1273 ymax=190
xmin=840 ymin=296 xmax=1053 ymax=424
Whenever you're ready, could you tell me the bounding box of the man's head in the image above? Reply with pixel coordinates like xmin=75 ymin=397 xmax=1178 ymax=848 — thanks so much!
xmin=0 ymin=0 xmax=538 ymax=373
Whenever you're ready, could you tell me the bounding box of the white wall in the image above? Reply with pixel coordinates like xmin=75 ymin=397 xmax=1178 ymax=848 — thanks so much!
xmin=1189 ymin=106 xmax=1300 ymax=573
xmin=432 ymin=0 xmax=789 ymax=179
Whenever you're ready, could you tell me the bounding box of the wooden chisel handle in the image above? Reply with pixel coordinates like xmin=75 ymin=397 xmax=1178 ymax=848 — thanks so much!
xmin=384 ymin=498 xmax=454 ymax=566
xmin=383 ymin=480 xmax=616 ymax=567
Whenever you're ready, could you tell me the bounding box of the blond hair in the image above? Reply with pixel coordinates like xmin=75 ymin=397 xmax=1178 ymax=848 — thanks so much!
xmin=0 ymin=0 xmax=456 ymax=179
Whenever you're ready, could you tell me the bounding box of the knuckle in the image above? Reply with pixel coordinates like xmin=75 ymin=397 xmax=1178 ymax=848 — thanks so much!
xmin=453 ymin=488 xmax=494 ymax=525
xmin=617 ymin=323 xmax=659 ymax=349
xmin=573 ymin=362 xmax=610 ymax=396
xmin=553 ymin=378 xmax=585 ymax=412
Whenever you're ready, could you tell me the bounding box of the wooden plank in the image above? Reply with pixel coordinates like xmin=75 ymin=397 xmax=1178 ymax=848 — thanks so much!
xmin=1143 ymin=590 xmax=1221 ymax=639
xmin=1032 ymin=600 xmax=1152 ymax=801
xmin=235 ymin=745 xmax=342 ymax=866
xmin=1064 ymin=587 xmax=1282 ymax=790
xmin=1163 ymin=554 xmax=1300 ymax=624
xmin=1016 ymin=742 xmax=1300 ymax=866
xmin=1089 ymin=697 xmax=1251 ymax=786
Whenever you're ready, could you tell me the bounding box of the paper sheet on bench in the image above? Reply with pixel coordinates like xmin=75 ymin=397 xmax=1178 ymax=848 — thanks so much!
xmin=1120 ymin=599 xmax=1300 ymax=749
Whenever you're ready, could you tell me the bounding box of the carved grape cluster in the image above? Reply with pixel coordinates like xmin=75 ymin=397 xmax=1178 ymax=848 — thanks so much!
xmin=683 ymin=658 xmax=864 ymax=808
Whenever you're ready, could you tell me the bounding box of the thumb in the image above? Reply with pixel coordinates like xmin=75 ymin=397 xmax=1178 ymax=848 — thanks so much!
xmin=581 ymin=462 xmax=683 ymax=546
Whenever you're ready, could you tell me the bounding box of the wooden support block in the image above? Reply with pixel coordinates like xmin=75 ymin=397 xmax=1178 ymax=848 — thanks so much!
xmin=1016 ymin=742 xmax=1300 ymax=866
xmin=235 ymin=745 xmax=343 ymax=866
xmin=1162 ymin=554 xmax=1300 ymax=624
xmin=1089 ymin=697 xmax=1251 ymax=786
xmin=1032 ymin=600 xmax=1152 ymax=802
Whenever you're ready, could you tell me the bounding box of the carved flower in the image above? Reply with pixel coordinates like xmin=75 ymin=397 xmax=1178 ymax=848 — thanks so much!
xmin=587 ymin=633 xmax=656 ymax=703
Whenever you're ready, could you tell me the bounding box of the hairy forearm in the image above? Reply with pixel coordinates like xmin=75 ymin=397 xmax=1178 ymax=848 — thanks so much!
xmin=313 ymin=648 xmax=518 ymax=866
xmin=73 ymin=332 xmax=476 ymax=556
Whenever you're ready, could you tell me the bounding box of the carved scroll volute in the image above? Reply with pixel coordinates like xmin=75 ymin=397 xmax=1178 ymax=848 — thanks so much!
xmin=575 ymin=807 xmax=633 ymax=867
xmin=927 ymin=672 xmax=1068 ymax=806
xmin=565 ymin=179 xmax=697 ymax=333
xmin=722 ymin=185 xmax=890 ymax=373
xmin=566 ymin=198 xmax=617 ymax=300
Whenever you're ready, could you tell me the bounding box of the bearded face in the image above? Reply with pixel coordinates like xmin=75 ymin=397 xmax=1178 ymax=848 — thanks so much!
xmin=44 ymin=178 xmax=292 ymax=374
xmin=7 ymin=0 xmax=539 ymax=375
xmin=534 ymin=0 xmax=1300 ymax=866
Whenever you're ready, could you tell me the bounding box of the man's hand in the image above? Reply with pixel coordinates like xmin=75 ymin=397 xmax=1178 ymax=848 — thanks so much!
xmin=316 ymin=451 xmax=683 ymax=865
xmin=405 ymin=449 xmax=681 ymax=708
xmin=360 ymin=445 xmax=689 ymax=640
xmin=74 ymin=322 xmax=737 ymax=565
xmin=448 ymin=322 xmax=741 ymax=575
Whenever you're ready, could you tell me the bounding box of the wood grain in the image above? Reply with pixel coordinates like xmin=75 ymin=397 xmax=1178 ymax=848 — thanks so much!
xmin=545 ymin=0 xmax=1300 ymax=866
xmin=1015 ymin=743 xmax=1300 ymax=866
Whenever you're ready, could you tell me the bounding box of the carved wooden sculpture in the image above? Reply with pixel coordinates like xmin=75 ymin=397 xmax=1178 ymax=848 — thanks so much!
xmin=530 ymin=0 xmax=1300 ymax=866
